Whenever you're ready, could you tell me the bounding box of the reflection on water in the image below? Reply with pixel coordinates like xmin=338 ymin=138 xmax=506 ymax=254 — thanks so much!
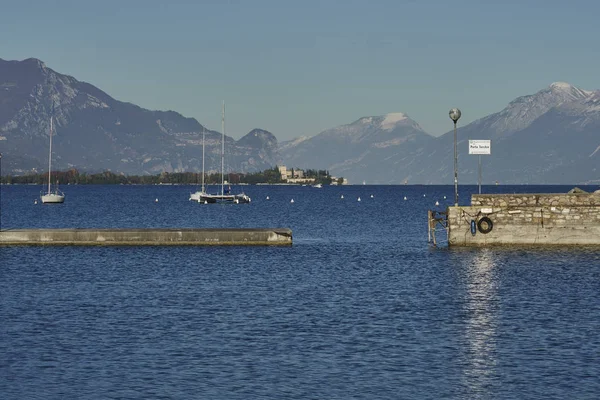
xmin=462 ymin=249 xmax=499 ymax=397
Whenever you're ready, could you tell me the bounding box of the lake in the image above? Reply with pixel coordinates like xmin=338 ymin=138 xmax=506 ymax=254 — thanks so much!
xmin=1 ymin=184 xmax=599 ymax=399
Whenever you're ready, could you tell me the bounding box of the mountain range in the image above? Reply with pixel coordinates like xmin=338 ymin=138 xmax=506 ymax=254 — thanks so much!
xmin=0 ymin=58 xmax=280 ymax=175
xmin=1 ymin=57 xmax=598 ymax=184
xmin=280 ymin=82 xmax=599 ymax=184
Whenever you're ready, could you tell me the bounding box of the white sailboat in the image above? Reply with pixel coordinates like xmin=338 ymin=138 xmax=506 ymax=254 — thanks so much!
xmin=190 ymin=102 xmax=251 ymax=204
xmin=189 ymin=127 xmax=208 ymax=202
xmin=41 ymin=115 xmax=65 ymax=204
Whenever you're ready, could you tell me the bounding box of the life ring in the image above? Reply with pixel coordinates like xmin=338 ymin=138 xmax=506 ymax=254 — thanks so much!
xmin=477 ymin=216 xmax=493 ymax=234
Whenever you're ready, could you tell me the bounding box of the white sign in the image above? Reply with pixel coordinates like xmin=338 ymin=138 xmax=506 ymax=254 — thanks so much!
xmin=469 ymin=140 xmax=491 ymax=155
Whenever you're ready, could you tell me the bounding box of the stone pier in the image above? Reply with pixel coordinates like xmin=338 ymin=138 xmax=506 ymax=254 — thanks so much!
xmin=447 ymin=192 xmax=600 ymax=246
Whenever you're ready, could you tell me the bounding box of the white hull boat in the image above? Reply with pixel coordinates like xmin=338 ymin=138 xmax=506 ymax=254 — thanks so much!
xmin=41 ymin=192 xmax=65 ymax=204
xmin=41 ymin=115 xmax=65 ymax=204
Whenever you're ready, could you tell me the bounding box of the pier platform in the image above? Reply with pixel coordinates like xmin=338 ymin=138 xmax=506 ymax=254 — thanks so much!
xmin=0 ymin=228 xmax=292 ymax=246
xmin=444 ymin=192 xmax=600 ymax=246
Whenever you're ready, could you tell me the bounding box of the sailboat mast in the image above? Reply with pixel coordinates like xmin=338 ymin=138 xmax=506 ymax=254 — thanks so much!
xmin=221 ymin=101 xmax=225 ymax=197
xmin=47 ymin=116 xmax=53 ymax=195
xmin=201 ymin=127 xmax=205 ymax=192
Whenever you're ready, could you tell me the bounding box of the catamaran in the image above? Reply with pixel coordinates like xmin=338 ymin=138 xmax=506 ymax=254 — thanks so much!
xmin=41 ymin=115 xmax=65 ymax=204
xmin=189 ymin=102 xmax=251 ymax=204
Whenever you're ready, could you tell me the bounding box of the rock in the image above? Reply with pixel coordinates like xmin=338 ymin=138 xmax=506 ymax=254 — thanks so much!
xmin=568 ymin=187 xmax=588 ymax=194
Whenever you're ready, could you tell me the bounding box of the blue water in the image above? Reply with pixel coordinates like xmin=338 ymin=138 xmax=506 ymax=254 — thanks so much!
xmin=1 ymin=184 xmax=600 ymax=399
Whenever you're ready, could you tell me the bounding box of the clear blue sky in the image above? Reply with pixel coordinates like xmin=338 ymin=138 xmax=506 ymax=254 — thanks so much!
xmin=2 ymin=0 xmax=599 ymax=140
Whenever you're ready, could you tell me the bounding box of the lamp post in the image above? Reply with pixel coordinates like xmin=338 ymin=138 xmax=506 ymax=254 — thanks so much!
xmin=449 ymin=108 xmax=461 ymax=206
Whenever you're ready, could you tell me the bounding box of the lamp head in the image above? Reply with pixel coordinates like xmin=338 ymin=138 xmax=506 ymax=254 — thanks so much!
xmin=449 ymin=108 xmax=462 ymax=123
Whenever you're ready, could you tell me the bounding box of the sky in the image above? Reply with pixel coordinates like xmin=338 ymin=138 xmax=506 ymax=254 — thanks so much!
xmin=1 ymin=0 xmax=599 ymax=140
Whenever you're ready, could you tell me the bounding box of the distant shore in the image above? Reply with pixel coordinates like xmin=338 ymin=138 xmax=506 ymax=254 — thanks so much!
xmin=0 ymin=167 xmax=342 ymax=186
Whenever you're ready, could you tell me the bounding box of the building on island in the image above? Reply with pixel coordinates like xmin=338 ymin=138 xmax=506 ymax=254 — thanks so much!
xmin=277 ymin=165 xmax=315 ymax=184
xmin=277 ymin=165 xmax=347 ymax=185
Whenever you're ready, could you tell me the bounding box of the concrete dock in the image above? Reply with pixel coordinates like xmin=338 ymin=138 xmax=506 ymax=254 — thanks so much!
xmin=0 ymin=228 xmax=292 ymax=246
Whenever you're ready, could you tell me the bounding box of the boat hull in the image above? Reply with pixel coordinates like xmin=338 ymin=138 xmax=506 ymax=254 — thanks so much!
xmin=191 ymin=192 xmax=251 ymax=204
xmin=189 ymin=191 xmax=205 ymax=202
xmin=41 ymin=193 xmax=65 ymax=204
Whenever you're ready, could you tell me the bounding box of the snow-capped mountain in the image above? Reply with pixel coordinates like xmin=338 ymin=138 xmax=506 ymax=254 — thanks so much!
xmin=420 ymin=82 xmax=600 ymax=184
xmin=489 ymin=88 xmax=600 ymax=184
xmin=0 ymin=58 xmax=280 ymax=175
xmin=459 ymin=82 xmax=594 ymax=140
xmin=281 ymin=83 xmax=599 ymax=184
xmin=280 ymin=112 xmax=434 ymax=183
xmin=318 ymin=112 xmax=423 ymax=141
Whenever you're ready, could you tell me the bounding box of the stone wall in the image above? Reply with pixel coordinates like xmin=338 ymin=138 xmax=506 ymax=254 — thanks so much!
xmin=448 ymin=193 xmax=600 ymax=246
xmin=471 ymin=193 xmax=600 ymax=207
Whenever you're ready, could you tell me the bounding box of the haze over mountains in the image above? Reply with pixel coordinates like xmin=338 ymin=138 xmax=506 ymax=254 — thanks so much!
xmin=1 ymin=57 xmax=598 ymax=184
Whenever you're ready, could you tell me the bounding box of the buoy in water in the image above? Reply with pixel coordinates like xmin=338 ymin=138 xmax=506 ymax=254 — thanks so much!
xmin=404 ymin=196 xmax=407 ymax=201
xmin=155 ymin=198 xmax=159 ymax=203
xmin=34 ymin=199 xmax=38 ymax=204
xmin=370 ymin=194 xmax=374 ymax=198
xmin=204 ymin=200 xmax=208 ymax=204
xmin=423 ymin=194 xmax=426 ymax=197
xmin=435 ymin=201 xmax=439 ymax=206
xmin=290 ymin=199 xmax=294 ymax=203
xmin=266 ymin=196 xmax=270 ymax=200
xmin=443 ymin=195 xmax=447 ymax=199
xmin=341 ymin=195 xmax=344 ymax=199
xmin=358 ymin=197 xmax=361 ymax=202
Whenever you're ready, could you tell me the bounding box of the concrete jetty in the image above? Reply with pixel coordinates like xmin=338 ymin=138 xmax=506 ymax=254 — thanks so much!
xmin=0 ymin=228 xmax=292 ymax=246
xmin=446 ymin=192 xmax=600 ymax=246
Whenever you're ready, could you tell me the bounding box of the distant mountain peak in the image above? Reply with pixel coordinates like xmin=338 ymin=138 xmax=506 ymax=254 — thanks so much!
xmin=380 ymin=112 xmax=408 ymax=130
xmin=357 ymin=112 xmax=411 ymax=129
xmin=467 ymin=82 xmax=595 ymax=137
xmin=547 ymin=81 xmax=592 ymax=99
xmin=328 ymin=112 xmax=425 ymax=141
xmin=238 ymin=128 xmax=277 ymax=148
xmin=549 ymin=81 xmax=573 ymax=90
xmin=17 ymin=58 xmax=48 ymax=72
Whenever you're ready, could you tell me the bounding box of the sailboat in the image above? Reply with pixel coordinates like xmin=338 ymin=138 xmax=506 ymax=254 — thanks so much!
xmin=40 ymin=115 xmax=65 ymax=204
xmin=189 ymin=127 xmax=208 ymax=202
xmin=190 ymin=102 xmax=251 ymax=204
